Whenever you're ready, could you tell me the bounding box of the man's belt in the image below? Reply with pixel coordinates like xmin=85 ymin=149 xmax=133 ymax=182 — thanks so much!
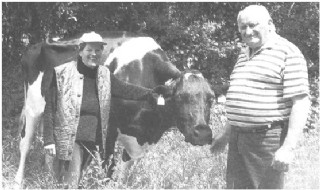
xmin=233 ymin=120 xmax=288 ymax=133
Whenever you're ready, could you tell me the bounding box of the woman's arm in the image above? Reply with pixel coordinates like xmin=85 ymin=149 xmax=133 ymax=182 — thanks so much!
xmin=110 ymin=74 xmax=152 ymax=100
xmin=43 ymin=72 xmax=57 ymax=147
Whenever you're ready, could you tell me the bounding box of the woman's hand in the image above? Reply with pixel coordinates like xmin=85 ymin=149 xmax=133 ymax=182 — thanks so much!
xmin=145 ymin=85 xmax=173 ymax=106
xmin=152 ymin=85 xmax=172 ymax=98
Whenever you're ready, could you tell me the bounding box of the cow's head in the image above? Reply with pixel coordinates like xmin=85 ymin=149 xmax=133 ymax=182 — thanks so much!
xmin=166 ymin=70 xmax=214 ymax=145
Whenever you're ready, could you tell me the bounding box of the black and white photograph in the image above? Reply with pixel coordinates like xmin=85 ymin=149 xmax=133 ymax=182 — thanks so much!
xmin=2 ymin=2 xmax=319 ymax=189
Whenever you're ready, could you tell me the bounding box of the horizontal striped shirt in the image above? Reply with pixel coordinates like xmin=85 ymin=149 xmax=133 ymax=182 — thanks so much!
xmin=226 ymin=34 xmax=309 ymax=127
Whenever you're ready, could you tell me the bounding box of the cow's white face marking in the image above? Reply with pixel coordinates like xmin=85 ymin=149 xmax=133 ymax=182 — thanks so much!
xmin=117 ymin=128 xmax=150 ymax=160
xmin=26 ymin=72 xmax=46 ymax=117
xmin=104 ymin=37 xmax=161 ymax=74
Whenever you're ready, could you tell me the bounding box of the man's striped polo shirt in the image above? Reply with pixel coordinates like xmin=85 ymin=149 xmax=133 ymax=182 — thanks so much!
xmin=226 ymin=34 xmax=309 ymax=127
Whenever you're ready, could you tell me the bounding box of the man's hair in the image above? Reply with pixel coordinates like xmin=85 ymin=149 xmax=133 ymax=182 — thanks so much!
xmin=237 ymin=5 xmax=272 ymax=24
xmin=237 ymin=5 xmax=275 ymax=32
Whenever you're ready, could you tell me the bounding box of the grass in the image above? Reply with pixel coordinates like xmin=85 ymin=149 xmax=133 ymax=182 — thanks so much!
xmin=2 ymin=104 xmax=319 ymax=189
xmin=284 ymin=126 xmax=320 ymax=189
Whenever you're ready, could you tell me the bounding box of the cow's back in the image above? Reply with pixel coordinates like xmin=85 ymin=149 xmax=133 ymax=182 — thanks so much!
xmin=22 ymin=42 xmax=45 ymax=86
xmin=22 ymin=31 xmax=150 ymax=96
xmin=104 ymin=37 xmax=162 ymax=88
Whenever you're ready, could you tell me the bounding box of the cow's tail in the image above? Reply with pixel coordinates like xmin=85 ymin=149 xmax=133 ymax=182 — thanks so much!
xmin=18 ymin=82 xmax=27 ymax=138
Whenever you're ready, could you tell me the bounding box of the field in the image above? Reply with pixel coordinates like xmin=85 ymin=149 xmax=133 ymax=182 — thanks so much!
xmin=2 ymin=104 xmax=319 ymax=189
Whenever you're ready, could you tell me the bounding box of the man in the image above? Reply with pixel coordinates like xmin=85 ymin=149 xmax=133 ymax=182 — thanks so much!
xmin=210 ymin=5 xmax=310 ymax=189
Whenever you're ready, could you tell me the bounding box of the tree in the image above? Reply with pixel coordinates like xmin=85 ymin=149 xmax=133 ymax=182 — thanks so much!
xmin=2 ymin=2 xmax=319 ymax=110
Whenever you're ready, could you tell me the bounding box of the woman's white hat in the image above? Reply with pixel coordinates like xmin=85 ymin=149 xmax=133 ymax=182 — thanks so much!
xmin=79 ymin=31 xmax=107 ymax=45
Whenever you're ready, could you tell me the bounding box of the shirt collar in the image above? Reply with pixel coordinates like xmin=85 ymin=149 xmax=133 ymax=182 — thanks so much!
xmin=261 ymin=33 xmax=280 ymax=49
xmin=242 ymin=33 xmax=280 ymax=58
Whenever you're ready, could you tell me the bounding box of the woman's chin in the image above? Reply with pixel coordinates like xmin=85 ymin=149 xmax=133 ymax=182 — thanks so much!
xmin=86 ymin=62 xmax=99 ymax=68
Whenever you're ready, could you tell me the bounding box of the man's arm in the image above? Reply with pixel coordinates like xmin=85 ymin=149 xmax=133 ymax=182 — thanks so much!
xmin=273 ymin=94 xmax=310 ymax=171
xmin=210 ymin=120 xmax=232 ymax=153
xmin=282 ymin=94 xmax=310 ymax=150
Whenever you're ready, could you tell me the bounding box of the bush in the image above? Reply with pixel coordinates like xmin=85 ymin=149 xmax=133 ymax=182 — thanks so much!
xmin=162 ymin=21 xmax=239 ymax=96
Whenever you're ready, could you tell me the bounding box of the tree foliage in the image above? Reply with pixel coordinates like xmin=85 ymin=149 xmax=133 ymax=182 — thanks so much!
xmin=3 ymin=2 xmax=318 ymax=82
xmin=2 ymin=2 xmax=319 ymax=105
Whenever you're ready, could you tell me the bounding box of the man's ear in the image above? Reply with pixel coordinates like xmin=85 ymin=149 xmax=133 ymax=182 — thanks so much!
xmin=268 ymin=19 xmax=276 ymax=32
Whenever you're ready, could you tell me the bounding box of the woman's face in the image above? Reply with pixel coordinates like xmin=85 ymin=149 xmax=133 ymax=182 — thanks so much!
xmin=79 ymin=42 xmax=103 ymax=68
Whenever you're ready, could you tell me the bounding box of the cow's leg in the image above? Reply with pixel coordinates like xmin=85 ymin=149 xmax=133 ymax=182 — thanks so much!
xmin=119 ymin=150 xmax=132 ymax=184
xmin=14 ymin=73 xmax=46 ymax=188
xmin=102 ymin=116 xmax=119 ymax=179
xmin=116 ymin=126 xmax=146 ymax=185
xmin=102 ymin=147 xmax=117 ymax=180
xmin=14 ymin=110 xmax=43 ymax=186
xmin=105 ymin=155 xmax=116 ymax=178
xmin=119 ymin=150 xmax=140 ymax=186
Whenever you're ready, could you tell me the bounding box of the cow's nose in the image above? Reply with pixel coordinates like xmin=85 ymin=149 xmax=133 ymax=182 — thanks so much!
xmin=190 ymin=124 xmax=212 ymax=145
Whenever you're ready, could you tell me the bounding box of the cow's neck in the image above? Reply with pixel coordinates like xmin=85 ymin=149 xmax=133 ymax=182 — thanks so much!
xmin=160 ymin=99 xmax=177 ymax=127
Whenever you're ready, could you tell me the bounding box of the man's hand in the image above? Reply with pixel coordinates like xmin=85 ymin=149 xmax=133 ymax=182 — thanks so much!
xmin=210 ymin=121 xmax=231 ymax=153
xmin=272 ymin=147 xmax=294 ymax=172
xmin=272 ymin=94 xmax=309 ymax=172
xmin=44 ymin=144 xmax=56 ymax=157
xmin=210 ymin=133 xmax=229 ymax=153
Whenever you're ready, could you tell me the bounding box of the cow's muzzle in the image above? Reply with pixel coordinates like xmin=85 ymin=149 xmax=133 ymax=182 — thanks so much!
xmin=186 ymin=124 xmax=213 ymax=145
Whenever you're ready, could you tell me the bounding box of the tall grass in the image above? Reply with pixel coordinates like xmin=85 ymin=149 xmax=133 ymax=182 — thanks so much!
xmin=2 ymin=104 xmax=319 ymax=189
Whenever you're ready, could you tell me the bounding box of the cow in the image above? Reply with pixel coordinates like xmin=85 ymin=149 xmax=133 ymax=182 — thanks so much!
xmin=14 ymin=31 xmax=215 ymax=187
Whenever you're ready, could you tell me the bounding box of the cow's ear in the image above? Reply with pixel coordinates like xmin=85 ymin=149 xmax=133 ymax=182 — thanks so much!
xmin=209 ymin=90 xmax=216 ymax=99
xmin=206 ymin=89 xmax=216 ymax=105
xmin=206 ymin=91 xmax=216 ymax=105
xmin=211 ymin=83 xmax=229 ymax=98
xmin=153 ymin=85 xmax=173 ymax=97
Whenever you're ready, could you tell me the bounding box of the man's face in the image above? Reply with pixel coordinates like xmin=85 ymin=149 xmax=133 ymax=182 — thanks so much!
xmin=79 ymin=42 xmax=103 ymax=68
xmin=238 ymin=15 xmax=271 ymax=50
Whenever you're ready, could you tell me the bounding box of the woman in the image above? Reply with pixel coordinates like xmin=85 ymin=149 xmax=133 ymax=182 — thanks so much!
xmin=43 ymin=32 xmax=166 ymax=188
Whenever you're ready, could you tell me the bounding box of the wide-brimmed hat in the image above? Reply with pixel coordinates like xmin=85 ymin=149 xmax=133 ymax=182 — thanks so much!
xmin=79 ymin=31 xmax=107 ymax=45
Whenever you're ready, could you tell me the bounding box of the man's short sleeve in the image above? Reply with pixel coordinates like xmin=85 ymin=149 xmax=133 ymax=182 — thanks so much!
xmin=282 ymin=46 xmax=309 ymax=99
